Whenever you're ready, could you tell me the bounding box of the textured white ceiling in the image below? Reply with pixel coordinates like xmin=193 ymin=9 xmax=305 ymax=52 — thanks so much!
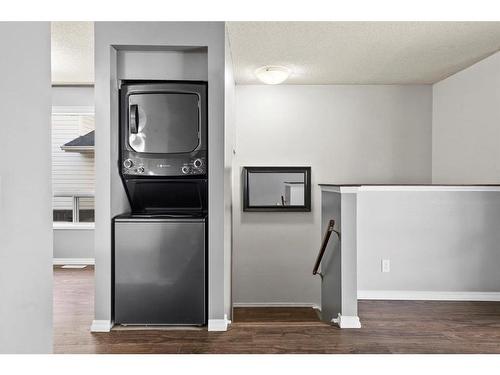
xmin=51 ymin=22 xmax=94 ymax=84
xmin=227 ymin=22 xmax=500 ymax=84
xmin=49 ymin=22 xmax=500 ymax=85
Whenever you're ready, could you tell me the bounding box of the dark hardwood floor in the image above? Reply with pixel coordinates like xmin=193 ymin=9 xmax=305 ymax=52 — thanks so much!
xmin=54 ymin=266 xmax=500 ymax=354
xmin=233 ymin=307 xmax=320 ymax=323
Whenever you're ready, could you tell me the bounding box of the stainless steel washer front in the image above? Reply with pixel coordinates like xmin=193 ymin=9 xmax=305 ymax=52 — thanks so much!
xmin=114 ymin=216 xmax=206 ymax=325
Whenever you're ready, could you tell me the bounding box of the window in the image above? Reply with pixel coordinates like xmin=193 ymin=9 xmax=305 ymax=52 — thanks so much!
xmin=52 ymin=107 xmax=95 ymax=225
xmin=53 ymin=195 xmax=95 ymax=223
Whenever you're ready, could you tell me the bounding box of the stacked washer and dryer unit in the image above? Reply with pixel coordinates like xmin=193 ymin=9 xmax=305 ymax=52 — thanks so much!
xmin=114 ymin=81 xmax=208 ymax=326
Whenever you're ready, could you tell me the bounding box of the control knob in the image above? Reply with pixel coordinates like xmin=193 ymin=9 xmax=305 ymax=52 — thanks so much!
xmin=181 ymin=166 xmax=190 ymax=174
xmin=123 ymin=159 xmax=133 ymax=168
xmin=136 ymin=166 xmax=145 ymax=173
xmin=193 ymin=158 xmax=203 ymax=169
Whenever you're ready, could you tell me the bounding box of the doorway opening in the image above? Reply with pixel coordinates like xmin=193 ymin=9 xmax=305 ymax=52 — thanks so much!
xmin=51 ymin=21 xmax=96 ymax=350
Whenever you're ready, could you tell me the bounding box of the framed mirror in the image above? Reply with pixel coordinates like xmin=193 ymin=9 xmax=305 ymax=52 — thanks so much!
xmin=243 ymin=166 xmax=311 ymax=212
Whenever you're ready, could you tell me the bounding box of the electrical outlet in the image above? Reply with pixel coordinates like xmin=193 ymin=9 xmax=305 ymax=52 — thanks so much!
xmin=382 ymin=259 xmax=390 ymax=273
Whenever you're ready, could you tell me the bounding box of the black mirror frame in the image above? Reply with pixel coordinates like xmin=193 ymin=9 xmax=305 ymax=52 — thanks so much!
xmin=242 ymin=166 xmax=312 ymax=212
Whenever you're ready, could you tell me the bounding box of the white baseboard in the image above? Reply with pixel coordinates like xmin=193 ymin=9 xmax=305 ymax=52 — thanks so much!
xmin=90 ymin=320 xmax=113 ymax=332
xmin=331 ymin=314 xmax=361 ymax=328
xmin=233 ymin=302 xmax=319 ymax=308
xmin=53 ymin=258 xmax=95 ymax=266
xmin=358 ymin=290 xmax=500 ymax=302
xmin=208 ymin=314 xmax=231 ymax=332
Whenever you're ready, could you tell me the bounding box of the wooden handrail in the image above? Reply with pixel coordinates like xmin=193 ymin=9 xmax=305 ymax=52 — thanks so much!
xmin=312 ymin=219 xmax=340 ymax=276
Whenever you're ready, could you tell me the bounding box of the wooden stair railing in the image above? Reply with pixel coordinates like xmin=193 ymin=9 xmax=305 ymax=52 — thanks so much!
xmin=312 ymin=219 xmax=341 ymax=276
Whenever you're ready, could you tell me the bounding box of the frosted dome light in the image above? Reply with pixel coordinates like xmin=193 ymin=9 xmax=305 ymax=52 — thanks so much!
xmin=255 ymin=65 xmax=291 ymax=84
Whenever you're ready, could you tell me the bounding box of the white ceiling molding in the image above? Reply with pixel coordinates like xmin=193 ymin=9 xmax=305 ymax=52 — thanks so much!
xmin=227 ymin=21 xmax=500 ymax=84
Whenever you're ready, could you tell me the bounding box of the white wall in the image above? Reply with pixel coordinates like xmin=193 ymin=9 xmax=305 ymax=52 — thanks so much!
xmin=0 ymin=22 xmax=52 ymax=353
xmin=53 ymin=228 xmax=94 ymax=259
xmin=233 ymin=85 xmax=432 ymax=305
xmin=117 ymin=49 xmax=207 ymax=81
xmin=52 ymin=86 xmax=94 ymax=107
xmin=94 ymin=22 xmax=230 ymax=329
xmin=432 ymin=51 xmax=500 ymax=184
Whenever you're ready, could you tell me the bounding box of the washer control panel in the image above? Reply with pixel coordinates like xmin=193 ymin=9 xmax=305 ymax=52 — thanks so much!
xmin=123 ymin=159 xmax=134 ymax=169
xmin=193 ymin=158 xmax=203 ymax=169
xmin=181 ymin=158 xmax=205 ymax=175
xmin=121 ymin=153 xmax=206 ymax=176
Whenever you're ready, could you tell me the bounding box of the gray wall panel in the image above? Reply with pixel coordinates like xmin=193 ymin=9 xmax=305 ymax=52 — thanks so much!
xmin=53 ymin=229 xmax=94 ymax=259
xmin=432 ymin=51 xmax=500 ymax=184
xmin=0 ymin=22 xmax=52 ymax=353
xmin=358 ymin=191 xmax=500 ymax=292
xmin=233 ymin=85 xmax=432 ymax=305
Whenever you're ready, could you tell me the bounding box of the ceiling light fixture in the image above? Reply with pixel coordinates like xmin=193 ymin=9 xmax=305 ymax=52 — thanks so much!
xmin=255 ymin=65 xmax=291 ymax=84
